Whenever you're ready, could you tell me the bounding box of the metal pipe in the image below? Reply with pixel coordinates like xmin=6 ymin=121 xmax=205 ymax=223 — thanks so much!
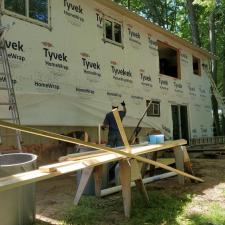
xmin=101 ymin=172 xmax=176 ymax=197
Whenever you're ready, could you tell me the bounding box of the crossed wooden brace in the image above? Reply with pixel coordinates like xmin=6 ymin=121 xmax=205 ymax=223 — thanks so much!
xmin=0 ymin=113 xmax=203 ymax=217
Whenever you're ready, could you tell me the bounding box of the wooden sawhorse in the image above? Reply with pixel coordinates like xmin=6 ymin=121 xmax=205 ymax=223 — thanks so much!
xmin=73 ymin=144 xmax=193 ymax=217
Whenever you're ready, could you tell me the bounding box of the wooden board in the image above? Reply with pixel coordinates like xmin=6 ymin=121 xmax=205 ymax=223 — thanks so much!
xmin=0 ymin=120 xmax=203 ymax=192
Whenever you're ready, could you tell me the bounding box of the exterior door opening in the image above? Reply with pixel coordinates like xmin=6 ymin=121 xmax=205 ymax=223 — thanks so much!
xmin=171 ymin=105 xmax=189 ymax=142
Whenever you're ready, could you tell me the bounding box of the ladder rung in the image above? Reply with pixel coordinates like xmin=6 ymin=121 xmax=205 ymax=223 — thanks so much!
xmin=0 ymin=118 xmax=18 ymax=121
xmin=0 ymin=102 xmax=15 ymax=106
xmin=0 ymin=134 xmax=20 ymax=137
xmin=0 ymin=87 xmax=7 ymax=90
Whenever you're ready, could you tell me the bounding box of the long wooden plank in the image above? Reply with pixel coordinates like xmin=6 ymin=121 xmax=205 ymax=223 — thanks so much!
xmin=120 ymin=160 xmax=131 ymax=218
xmin=112 ymin=109 xmax=131 ymax=152
xmin=59 ymin=150 xmax=106 ymax=162
xmin=60 ymin=140 xmax=187 ymax=162
xmin=0 ymin=120 xmax=203 ymax=184
xmin=0 ymin=152 xmax=123 ymax=192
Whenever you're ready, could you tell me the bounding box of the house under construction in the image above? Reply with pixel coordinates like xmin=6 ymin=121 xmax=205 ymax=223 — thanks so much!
xmin=0 ymin=0 xmax=216 ymax=146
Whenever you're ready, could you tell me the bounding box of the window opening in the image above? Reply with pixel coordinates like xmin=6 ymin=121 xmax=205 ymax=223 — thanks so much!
xmin=146 ymin=100 xmax=160 ymax=117
xmin=5 ymin=0 xmax=25 ymax=15
xmin=29 ymin=0 xmax=48 ymax=23
xmin=158 ymin=41 xmax=180 ymax=78
xmin=105 ymin=20 xmax=113 ymax=40
xmin=193 ymin=56 xmax=201 ymax=76
xmin=114 ymin=22 xmax=122 ymax=43
xmin=104 ymin=18 xmax=123 ymax=46
xmin=4 ymin=0 xmax=49 ymax=24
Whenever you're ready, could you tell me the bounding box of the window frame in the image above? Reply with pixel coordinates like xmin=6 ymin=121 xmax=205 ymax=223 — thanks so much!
xmin=103 ymin=16 xmax=124 ymax=48
xmin=146 ymin=100 xmax=161 ymax=117
xmin=192 ymin=55 xmax=201 ymax=76
xmin=158 ymin=40 xmax=181 ymax=79
xmin=1 ymin=0 xmax=52 ymax=29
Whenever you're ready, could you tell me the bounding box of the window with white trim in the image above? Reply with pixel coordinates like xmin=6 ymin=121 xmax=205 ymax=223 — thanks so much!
xmin=146 ymin=100 xmax=160 ymax=117
xmin=4 ymin=0 xmax=49 ymax=25
xmin=103 ymin=18 xmax=123 ymax=46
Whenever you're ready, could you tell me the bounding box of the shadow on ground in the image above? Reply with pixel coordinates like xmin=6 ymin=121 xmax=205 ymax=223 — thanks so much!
xmin=63 ymin=189 xmax=192 ymax=225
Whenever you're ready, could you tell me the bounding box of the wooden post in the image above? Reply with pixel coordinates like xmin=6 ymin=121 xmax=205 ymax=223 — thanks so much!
xmin=112 ymin=109 xmax=131 ymax=153
xmin=119 ymin=159 xmax=131 ymax=218
xmin=93 ymin=165 xmax=103 ymax=197
xmin=148 ymin=152 xmax=158 ymax=177
xmin=130 ymin=159 xmax=150 ymax=206
xmin=181 ymin=146 xmax=196 ymax=183
xmin=113 ymin=109 xmax=150 ymax=214
xmin=173 ymin=146 xmax=185 ymax=185
xmin=74 ymin=167 xmax=94 ymax=205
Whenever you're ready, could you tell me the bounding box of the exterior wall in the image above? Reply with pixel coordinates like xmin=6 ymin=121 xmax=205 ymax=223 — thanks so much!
xmin=0 ymin=0 xmax=213 ymax=145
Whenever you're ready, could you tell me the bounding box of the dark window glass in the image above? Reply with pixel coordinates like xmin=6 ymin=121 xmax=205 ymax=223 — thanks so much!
xmin=114 ymin=22 xmax=122 ymax=43
xmin=29 ymin=0 xmax=48 ymax=23
xmin=105 ymin=20 xmax=113 ymax=40
xmin=4 ymin=0 xmax=26 ymax=16
xmin=193 ymin=56 xmax=201 ymax=75
xmin=158 ymin=42 xmax=179 ymax=78
xmin=146 ymin=100 xmax=160 ymax=117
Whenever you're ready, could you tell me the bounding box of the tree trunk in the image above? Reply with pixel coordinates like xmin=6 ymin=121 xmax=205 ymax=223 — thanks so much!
xmin=128 ymin=0 xmax=131 ymax=10
xmin=209 ymin=11 xmax=221 ymax=135
xmin=186 ymin=0 xmax=201 ymax=46
xmin=222 ymin=40 xmax=225 ymax=134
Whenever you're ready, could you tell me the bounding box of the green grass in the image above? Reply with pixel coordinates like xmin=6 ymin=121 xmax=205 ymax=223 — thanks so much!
xmin=62 ymin=189 xmax=192 ymax=225
xmin=35 ymin=187 xmax=225 ymax=225
xmin=184 ymin=203 xmax=225 ymax=225
xmin=222 ymin=189 xmax=225 ymax=198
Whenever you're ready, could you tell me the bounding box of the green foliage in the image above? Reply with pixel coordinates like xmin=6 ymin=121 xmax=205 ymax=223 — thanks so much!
xmin=193 ymin=0 xmax=216 ymax=9
xmin=113 ymin=0 xmax=225 ymax=98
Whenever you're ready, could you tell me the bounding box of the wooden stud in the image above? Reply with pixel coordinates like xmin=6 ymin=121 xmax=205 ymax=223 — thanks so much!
xmin=112 ymin=109 xmax=131 ymax=152
xmin=113 ymin=110 xmax=150 ymax=213
xmin=148 ymin=152 xmax=158 ymax=177
xmin=130 ymin=159 xmax=141 ymax=181
xmin=130 ymin=159 xmax=150 ymax=206
xmin=134 ymin=179 xmax=150 ymax=206
xmin=173 ymin=146 xmax=185 ymax=185
xmin=182 ymin=146 xmax=195 ymax=179
xmin=93 ymin=165 xmax=103 ymax=197
xmin=74 ymin=167 xmax=94 ymax=205
xmin=119 ymin=160 xmax=131 ymax=218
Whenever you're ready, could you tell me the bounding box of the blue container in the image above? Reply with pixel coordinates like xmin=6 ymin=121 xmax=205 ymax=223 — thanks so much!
xmin=156 ymin=134 xmax=164 ymax=144
xmin=149 ymin=135 xmax=157 ymax=144
xmin=148 ymin=134 xmax=165 ymax=144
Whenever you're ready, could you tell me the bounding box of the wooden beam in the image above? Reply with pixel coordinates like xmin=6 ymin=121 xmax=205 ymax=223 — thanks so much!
xmin=112 ymin=109 xmax=131 ymax=152
xmin=59 ymin=150 xmax=106 ymax=162
xmin=173 ymin=146 xmax=185 ymax=184
xmin=60 ymin=140 xmax=187 ymax=163
xmin=74 ymin=167 xmax=94 ymax=205
xmin=119 ymin=160 xmax=131 ymax=218
xmin=93 ymin=165 xmax=103 ymax=197
xmin=0 ymin=120 xmax=204 ymax=189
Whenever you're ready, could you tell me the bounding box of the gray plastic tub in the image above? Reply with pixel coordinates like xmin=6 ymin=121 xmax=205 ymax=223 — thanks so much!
xmin=0 ymin=153 xmax=37 ymax=225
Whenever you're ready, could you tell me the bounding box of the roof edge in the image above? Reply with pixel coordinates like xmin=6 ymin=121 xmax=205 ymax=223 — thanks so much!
xmin=94 ymin=0 xmax=216 ymax=59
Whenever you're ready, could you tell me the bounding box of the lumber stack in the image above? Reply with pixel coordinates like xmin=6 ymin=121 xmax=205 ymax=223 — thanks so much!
xmin=0 ymin=140 xmax=188 ymax=192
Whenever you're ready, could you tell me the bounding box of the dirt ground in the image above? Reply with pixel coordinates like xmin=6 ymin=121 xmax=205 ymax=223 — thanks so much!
xmin=36 ymin=158 xmax=225 ymax=224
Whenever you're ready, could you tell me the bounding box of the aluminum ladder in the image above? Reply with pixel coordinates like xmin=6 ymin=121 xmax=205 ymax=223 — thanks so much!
xmin=0 ymin=26 xmax=22 ymax=152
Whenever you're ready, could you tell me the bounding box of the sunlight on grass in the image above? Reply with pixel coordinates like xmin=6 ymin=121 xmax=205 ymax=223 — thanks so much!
xmin=178 ymin=202 xmax=225 ymax=225
xmin=222 ymin=189 xmax=225 ymax=198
